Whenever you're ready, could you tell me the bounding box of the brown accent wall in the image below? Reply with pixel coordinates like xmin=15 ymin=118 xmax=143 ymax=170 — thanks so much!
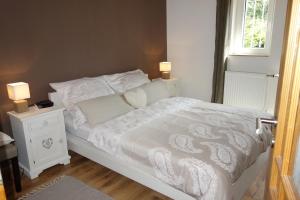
xmin=0 ymin=0 xmax=167 ymax=134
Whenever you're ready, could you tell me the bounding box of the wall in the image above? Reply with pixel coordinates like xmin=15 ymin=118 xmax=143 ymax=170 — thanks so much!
xmin=0 ymin=0 xmax=167 ymax=134
xmin=167 ymin=0 xmax=216 ymax=101
xmin=228 ymin=0 xmax=288 ymax=74
xmin=167 ymin=0 xmax=287 ymax=101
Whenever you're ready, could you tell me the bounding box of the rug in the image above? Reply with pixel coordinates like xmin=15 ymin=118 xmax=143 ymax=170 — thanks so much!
xmin=18 ymin=176 xmax=113 ymax=200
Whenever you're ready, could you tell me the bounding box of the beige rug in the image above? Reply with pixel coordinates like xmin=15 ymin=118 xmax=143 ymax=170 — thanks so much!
xmin=18 ymin=176 xmax=112 ymax=200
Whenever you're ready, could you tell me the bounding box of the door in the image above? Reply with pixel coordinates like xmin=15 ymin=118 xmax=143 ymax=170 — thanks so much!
xmin=0 ymin=172 xmax=6 ymax=200
xmin=267 ymin=0 xmax=300 ymax=199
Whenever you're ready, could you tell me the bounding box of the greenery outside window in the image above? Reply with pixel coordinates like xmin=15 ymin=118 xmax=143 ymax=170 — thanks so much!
xmin=230 ymin=0 xmax=276 ymax=56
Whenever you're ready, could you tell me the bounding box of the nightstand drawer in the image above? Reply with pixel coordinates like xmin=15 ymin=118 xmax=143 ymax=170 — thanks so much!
xmin=28 ymin=112 xmax=60 ymax=133
xmin=30 ymin=131 xmax=65 ymax=166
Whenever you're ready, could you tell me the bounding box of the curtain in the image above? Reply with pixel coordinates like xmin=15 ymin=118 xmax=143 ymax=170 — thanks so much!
xmin=211 ymin=0 xmax=232 ymax=103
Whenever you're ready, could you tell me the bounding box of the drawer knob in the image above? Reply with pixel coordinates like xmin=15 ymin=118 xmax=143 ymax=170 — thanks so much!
xmin=42 ymin=138 xmax=53 ymax=149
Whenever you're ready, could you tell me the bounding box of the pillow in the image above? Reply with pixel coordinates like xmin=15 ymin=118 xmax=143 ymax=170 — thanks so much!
xmin=77 ymin=94 xmax=134 ymax=127
xmin=142 ymin=80 xmax=171 ymax=105
xmin=50 ymin=77 xmax=93 ymax=92
xmin=103 ymin=69 xmax=150 ymax=93
xmin=123 ymin=88 xmax=147 ymax=108
xmin=51 ymin=77 xmax=114 ymax=103
xmin=66 ymin=106 xmax=87 ymax=129
xmin=50 ymin=76 xmax=115 ymax=128
xmin=0 ymin=132 xmax=14 ymax=146
xmin=59 ymin=77 xmax=114 ymax=107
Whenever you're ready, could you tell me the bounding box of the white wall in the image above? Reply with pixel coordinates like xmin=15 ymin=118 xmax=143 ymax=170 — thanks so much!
xmin=228 ymin=0 xmax=288 ymax=74
xmin=167 ymin=0 xmax=287 ymax=101
xmin=167 ymin=0 xmax=216 ymax=101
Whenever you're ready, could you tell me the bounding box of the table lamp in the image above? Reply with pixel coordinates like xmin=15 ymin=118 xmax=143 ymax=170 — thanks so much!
xmin=159 ymin=62 xmax=171 ymax=79
xmin=7 ymin=82 xmax=30 ymax=113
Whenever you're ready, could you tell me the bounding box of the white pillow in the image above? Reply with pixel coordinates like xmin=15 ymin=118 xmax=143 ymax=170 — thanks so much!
xmin=50 ymin=77 xmax=115 ymax=128
xmin=103 ymin=69 xmax=150 ymax=93
xmin=142 ymin=80 xmax=171 ymax=105
xmin=66 ymin=106 xmax=87 ymax=129
xmin=77 ymin=94 xmax=134 ymax=127
xmin=49 ymin=78 xmax=86 ymax=92
xmin=123 ymin=88 xmax=147 ymax=108
xmin=59 ymin=78 xmax=114 ymax=107
xmin=0 ymin=132 xmax=14 ymax=146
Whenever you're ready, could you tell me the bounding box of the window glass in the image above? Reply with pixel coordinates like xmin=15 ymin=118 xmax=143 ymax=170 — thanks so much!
xmin=243 ymin=0 xmax=269 ymax=49
xmin=230 ymin=0 xmax=275 ymax=55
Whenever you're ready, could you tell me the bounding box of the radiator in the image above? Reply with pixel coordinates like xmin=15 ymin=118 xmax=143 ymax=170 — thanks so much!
xmin=223 ymin=71 xmax=278 ymax=114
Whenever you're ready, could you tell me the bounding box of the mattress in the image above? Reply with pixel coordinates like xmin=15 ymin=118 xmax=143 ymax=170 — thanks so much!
xmin=85 ymin=97 xmax=272 ymax=200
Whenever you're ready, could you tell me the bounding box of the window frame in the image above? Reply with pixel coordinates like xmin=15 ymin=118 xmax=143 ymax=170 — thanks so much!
xmin=229 ymin=0 xmax=276 ymax=56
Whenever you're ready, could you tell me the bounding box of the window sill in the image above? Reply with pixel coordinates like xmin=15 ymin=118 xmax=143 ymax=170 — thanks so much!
xmin=229 ymin=49 xmax=271 ymax=57
xmin=229 ymin=53 xmax=271 ymax=57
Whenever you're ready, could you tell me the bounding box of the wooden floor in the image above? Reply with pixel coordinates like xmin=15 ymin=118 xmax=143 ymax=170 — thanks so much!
xmin=8 ymin=151 xmax=264 ymax=200
xmin=0 ymin=184 xmax=6 ymax=200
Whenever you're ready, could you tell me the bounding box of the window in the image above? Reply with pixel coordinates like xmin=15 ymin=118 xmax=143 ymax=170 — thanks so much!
xmin=230 ymin=0 xmax=275 ymax=55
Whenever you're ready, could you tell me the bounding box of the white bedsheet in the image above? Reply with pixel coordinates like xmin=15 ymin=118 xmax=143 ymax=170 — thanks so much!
xmin=86 ymin=97 xmax=272 ymax=200
xmin=64 ymin=112 xmax=91 ymax=140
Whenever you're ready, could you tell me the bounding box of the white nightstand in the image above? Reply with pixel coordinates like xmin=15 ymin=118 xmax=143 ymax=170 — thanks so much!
xmin=8 ymin=106 xmax=70 ymax=179
xmin=160 ymin=78 xmax=180 ymax=97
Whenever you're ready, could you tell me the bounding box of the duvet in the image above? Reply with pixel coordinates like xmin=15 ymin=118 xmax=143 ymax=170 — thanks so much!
xmin=87 ymin=97 xmax=272 ymax=200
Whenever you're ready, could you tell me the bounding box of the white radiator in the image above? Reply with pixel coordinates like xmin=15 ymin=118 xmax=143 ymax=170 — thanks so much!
xmin=223 ymin=71 xmax=278 ymax=114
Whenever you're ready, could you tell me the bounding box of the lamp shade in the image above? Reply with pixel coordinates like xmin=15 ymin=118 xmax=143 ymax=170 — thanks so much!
xmin=7 ymin=82 xmax=30 ymax=101
xmin=159 ymin=62 xmax=171 ymax=72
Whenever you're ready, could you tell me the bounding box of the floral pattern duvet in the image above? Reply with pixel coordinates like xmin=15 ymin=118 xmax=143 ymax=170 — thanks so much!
xmin=87 ymin=97 xmax=272 ymax=200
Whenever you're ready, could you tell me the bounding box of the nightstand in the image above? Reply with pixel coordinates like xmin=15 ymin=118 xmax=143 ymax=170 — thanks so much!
xmin=161 ymin=78 xmax=180 ymax=97
xmin=7 ymin=107 xmax=70 ymax=179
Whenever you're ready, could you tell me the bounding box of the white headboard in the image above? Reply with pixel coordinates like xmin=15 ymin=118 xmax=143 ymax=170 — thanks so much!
xmin=48 ymin=92 xmax=64 ymax=107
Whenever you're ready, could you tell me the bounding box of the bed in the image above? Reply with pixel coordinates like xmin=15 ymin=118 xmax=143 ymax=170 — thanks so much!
xmin=48 ymin=70 xmax=272 ymax=200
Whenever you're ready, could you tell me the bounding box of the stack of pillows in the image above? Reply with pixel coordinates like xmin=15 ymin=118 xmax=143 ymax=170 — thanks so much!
xmin=49 ymin=69 xmax=174 ymax=128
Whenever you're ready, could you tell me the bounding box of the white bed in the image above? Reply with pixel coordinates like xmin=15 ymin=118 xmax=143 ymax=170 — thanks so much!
xmin=49 ymin=92 xmax=271 ymax=200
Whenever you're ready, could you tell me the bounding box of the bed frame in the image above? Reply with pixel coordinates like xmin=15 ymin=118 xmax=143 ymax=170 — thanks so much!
xmin=49 ymin=92 xmax=270 ymax=200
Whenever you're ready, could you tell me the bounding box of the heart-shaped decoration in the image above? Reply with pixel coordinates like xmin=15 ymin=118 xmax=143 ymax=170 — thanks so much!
xmin=124 ymin=88 xmax=147 ymax=108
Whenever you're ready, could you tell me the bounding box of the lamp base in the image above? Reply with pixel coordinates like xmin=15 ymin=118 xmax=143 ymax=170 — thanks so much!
xmin=161 ymin=72 xmax=171 ymax=79
xmin=14 ymin=100 xmax=28 ymax=113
